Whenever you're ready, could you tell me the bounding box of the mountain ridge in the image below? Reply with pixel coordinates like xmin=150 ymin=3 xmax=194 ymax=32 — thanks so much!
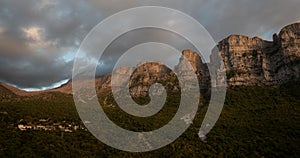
xmin=1 ymin=22 xmax=299 ymax=97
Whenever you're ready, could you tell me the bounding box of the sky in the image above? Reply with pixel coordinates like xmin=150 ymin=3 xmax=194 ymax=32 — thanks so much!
xmin=0 ymin=0 xmax=299 ymax=91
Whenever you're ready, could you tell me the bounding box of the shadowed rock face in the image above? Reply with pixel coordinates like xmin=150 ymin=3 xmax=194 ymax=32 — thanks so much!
xmin=216 ymin=23 xmax=300 ymax=86
xmin=268 ymin=23 xmax=300 ymax=84
xmin=279 ymin=23 xmax=300 ymax=53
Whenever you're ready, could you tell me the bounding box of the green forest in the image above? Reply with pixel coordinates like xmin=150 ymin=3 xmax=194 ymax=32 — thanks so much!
xmin=0 ymin=82 xmax=299 ymax=157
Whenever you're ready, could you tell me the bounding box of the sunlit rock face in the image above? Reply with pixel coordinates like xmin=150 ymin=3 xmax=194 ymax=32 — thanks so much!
xmin=129 ymin=62 xmax=174 ymax=97
xmin=217 ymin=35 xmax=269 ymax=86
xmin=216 ymin=23 xmax=300 ymax=86
xmin=176 ymin=50 xmax=210 ymax=91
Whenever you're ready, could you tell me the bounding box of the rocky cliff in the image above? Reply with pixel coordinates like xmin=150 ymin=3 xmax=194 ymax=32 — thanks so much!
xmin=215 ymin=23 xmax=300 ymax=86
xmin=177 ymin=50 xmax=211 ymax=90
xmin=128 ymin=62 xmax=175 ymax=97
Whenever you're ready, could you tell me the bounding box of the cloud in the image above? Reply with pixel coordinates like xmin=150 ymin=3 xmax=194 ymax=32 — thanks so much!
xmin=0 ymin=0 xmax=299 ymax=89
xmin=85 ymin=0 xmax=300 ymax=40
xmin=0 ymin=26 xmax=4 ymax=34
xmin=0 ymin=0 xmax=100 ymax=89
xmin=22 ymin=26 xmax=58 ymax=50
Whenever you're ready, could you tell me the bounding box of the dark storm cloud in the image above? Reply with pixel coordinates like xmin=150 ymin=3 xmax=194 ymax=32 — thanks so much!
xmin=0 ymin=56 xmax=73 ymax=89
xmin=0 ymin=0 xmax=299 ymax=89
xmin=188 ymin=0 xmax=300 ymax=40
xmin=0 ymin=0 xmax=101 ymax=89
xmin=86 ymin=0 xmax=300 ymax=40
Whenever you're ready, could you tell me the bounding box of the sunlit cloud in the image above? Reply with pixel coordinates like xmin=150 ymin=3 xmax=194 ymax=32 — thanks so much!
xmin=22 ymin=26 xmax=58 ymax=49
xmin=0 ymin=26 xmax=4 ymax=34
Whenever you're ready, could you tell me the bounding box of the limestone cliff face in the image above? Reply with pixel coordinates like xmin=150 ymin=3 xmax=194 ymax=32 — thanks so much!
xmin=96 ymin=62 xmax=175 ymax=98
xmin=274 ymin=23 xmax=300 ymax=81
xmin=215 ymin=23 xmax=300 ymax=86
xmin=176 ymin=50 xmax=210 ymax=90
xmin=129 ymin=62 xmax=175 ymax=97
xmin=279 ymin=23 xmax=300 ymax=54
xmin=216 ymin=35 xmax=269 ymax=86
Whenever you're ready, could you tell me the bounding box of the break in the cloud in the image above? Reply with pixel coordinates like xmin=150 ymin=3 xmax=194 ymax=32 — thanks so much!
xmin=0 ymin=0 xmax=299 ymax=90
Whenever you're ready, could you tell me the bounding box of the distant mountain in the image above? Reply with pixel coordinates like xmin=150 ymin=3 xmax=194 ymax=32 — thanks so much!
xmin=49 ymin=81 xmax=73 ymax=95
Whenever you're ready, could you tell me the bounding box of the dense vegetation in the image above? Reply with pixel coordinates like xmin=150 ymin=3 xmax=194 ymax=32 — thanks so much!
xmin=0 ymin=82 xmax=299 ymax=157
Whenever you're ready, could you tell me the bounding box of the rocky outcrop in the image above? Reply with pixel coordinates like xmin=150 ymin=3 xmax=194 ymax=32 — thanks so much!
xmin=128 ymin=62 xmax=175 ymax=97
xmin=176 ymin=50 xmax=210 ymax=90
xmin=216 ymin=35 xmax=269 ymax=86
xmin=215 ymin=23 xmax=300 ymax=86
xmin=273 ymin=23 xmax=300 ymax=82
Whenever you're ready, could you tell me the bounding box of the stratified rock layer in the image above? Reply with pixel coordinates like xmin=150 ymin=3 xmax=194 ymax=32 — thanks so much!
xmin=215 ymin=23 xmax=300 ymax=86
